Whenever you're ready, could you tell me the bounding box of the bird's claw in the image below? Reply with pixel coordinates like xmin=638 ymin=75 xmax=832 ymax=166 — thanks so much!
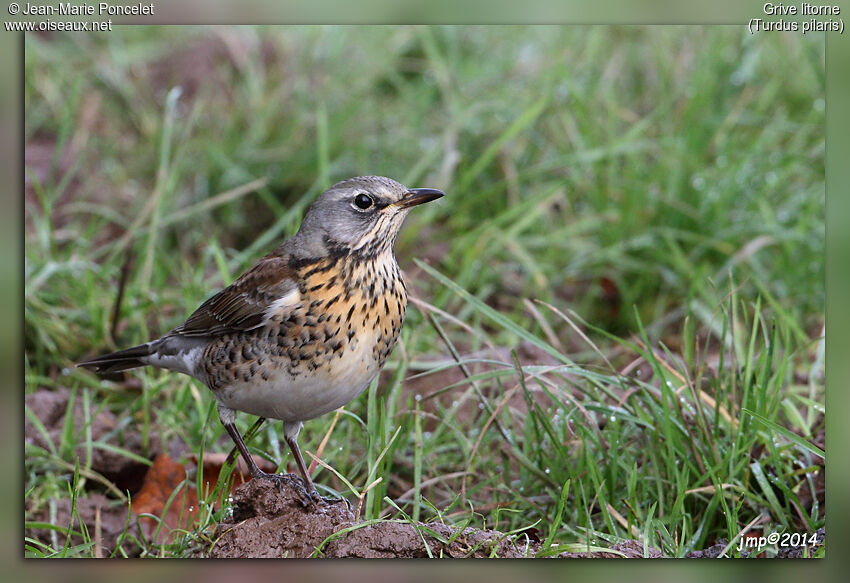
xmin=251 ymin=470 xmax=351 ymax=510
xmin=308 ymin=487 xmax=351 ymax=510
xmin=319 ymin=493 xmax=351 ymax=510
xmin=253 ymin=471 xmax=317 ymax=508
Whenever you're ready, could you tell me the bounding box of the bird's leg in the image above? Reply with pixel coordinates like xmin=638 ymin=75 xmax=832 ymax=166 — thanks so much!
xmin=283 ymin=422 xmax=349 ymax=508
xmin=225 ymin=416 xmax=266 ymax=467
xmin=283 ymin=432 xmax=316 ymax=495
xmin=218 ymin=405 xmax=315 ymax=507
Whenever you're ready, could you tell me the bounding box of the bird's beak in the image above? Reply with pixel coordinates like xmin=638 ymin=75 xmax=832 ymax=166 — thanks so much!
xmin=396 ymin=188 xmax=445 ymax=209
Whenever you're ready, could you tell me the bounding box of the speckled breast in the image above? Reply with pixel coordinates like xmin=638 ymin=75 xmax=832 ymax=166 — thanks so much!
xmin=201 ymin=251 xmax=407 ymax=422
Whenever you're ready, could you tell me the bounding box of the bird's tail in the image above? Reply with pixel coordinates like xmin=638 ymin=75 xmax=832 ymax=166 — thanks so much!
xmin=77 ymin=342 xmax=155 ymax=374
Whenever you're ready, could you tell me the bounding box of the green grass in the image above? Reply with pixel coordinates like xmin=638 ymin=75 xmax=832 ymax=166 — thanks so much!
xmin=24 ymin=26 xmax=824 ymax=558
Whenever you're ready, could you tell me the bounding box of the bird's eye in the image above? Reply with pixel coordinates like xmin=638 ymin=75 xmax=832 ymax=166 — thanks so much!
xmin=353 ymin=193 xmax=374 ymax=210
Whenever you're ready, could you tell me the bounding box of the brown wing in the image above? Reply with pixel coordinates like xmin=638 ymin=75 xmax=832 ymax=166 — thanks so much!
xmin=175 ymin=255 xmax=300 ymax=337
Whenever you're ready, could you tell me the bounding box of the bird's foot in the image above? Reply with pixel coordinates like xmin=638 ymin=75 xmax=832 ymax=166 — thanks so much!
xmin=250 ymin=471 xmax=351 ymax=510
xmin=317 ymin=492 xmax=351 ymax=510
xmin=252 ymin=471 xmax=317 ymax=508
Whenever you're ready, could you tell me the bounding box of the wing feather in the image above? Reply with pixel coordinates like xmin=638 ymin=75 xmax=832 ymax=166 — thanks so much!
xmin=175 ymin=255 xmax=300 ymax=337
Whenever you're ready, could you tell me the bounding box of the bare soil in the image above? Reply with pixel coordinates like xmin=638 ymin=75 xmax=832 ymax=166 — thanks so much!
xmin=25 ymin=386 xmax=155 ymax=491
xmin=206 ymin=479 xmax=661 ymax=558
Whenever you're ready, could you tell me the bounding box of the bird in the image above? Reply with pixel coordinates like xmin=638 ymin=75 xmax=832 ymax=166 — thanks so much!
xmin=78 ymin=176 xmax=445 ymax=505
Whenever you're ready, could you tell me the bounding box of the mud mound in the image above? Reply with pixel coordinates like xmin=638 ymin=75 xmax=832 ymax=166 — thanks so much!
xmin=207 ymin=480 xmax=661 ymax=558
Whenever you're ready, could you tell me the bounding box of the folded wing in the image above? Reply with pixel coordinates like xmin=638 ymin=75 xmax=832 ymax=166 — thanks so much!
xmin=176 ymin=255 xmax=301 ymax=337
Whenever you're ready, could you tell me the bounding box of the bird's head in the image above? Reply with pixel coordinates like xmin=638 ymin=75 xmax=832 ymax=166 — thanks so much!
xmin=293 ymin=176 xmax=444 ymax=258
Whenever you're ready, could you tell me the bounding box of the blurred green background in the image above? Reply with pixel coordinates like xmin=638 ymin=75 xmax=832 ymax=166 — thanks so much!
xmin=24 ymin=26 xmax=825 ymax=558
xmin=25 ymin=26 xmax=824 ymax=335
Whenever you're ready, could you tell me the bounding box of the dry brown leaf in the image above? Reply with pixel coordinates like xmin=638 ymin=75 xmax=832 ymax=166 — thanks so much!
xmin=132 ymin=453 xmax=200 ymax=543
